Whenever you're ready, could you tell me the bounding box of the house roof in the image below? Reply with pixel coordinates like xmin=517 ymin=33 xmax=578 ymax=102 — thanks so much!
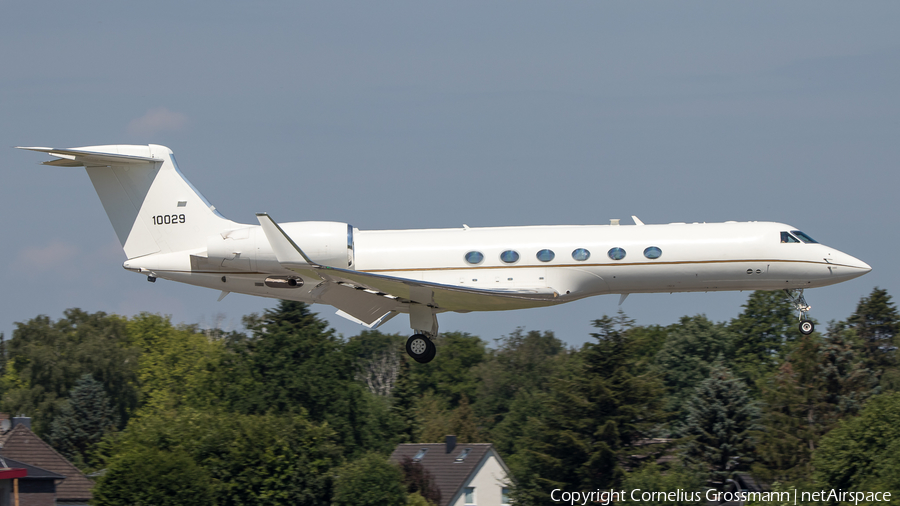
xmin=0 ymin=456 xmax=65 ymax=480
xmin=390 ymin=443 xmax=507 ymax=506
xmin=0 ymin=424 xmax=93 ymax=500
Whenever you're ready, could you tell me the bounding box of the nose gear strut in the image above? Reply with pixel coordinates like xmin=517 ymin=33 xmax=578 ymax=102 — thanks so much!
xmin=784 ymin=288 xmax=815 ymax=335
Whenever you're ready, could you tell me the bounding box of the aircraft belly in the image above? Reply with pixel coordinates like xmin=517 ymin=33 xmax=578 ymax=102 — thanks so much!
xmin=418 ymin=267 xmax=549 ymax=290
xmin=603 ymin=262 xmax=787 ymax=293
xmin=547 ymin=267 xmax=610 ymax=297
xmin=156 ymin=271 xmax=318 ymax=303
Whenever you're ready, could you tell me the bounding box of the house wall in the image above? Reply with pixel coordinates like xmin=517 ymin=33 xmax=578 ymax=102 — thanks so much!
xmin=0 ymin=480 xmax=56 ymax=506
xmin=450 ymin=453 xmax=510 ymax=506
xmin=19 ymin=491 xmax=56 ymax=506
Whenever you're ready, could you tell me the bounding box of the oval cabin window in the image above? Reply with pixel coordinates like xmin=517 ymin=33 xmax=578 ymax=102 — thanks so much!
xmin=608 ymin=247 xmax=626 ymax=261
xmin=500 ymin=250 xmax=520 ymax=263
xmin=465 ymin=251 xmax=484 ymax=265
xmin=536 ymin=249 xmax=555 ymax=262
xmin=572 ymin=248 xmax=591 ymax=261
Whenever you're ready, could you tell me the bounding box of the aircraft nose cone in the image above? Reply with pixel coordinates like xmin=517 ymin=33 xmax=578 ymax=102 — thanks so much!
xmin=853 ymin=257 xmax=872 ymax=273
xmin=834 ymin=250 xmax=871 ymax=278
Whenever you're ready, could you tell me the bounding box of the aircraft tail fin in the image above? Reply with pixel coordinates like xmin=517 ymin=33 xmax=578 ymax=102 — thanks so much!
xmin=18 ymin=145 xmax=238 ymax=259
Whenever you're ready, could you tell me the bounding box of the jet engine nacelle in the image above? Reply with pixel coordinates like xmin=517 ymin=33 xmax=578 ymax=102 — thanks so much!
xmin=278 ymin=221 xmax=355 ymax=269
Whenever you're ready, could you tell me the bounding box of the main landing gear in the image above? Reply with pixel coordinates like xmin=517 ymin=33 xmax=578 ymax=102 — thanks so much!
xmin=406 ymin=333 xmax=436 ymax=363
xmin=406 ymin=304 xmax=439 ymax=363
xmin=785 ymin=288 xmax=815 ymax=335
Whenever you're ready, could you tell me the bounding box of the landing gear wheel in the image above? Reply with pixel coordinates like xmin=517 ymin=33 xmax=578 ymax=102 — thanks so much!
xmin=799 ymin=320 xmax=815 ymax=335
xmin=406 ymin=334 xmax=436 ymax=363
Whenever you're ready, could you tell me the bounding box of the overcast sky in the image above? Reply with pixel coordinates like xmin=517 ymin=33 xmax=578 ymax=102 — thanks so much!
xmin=2 ymin=1 xmax=897 ymax=347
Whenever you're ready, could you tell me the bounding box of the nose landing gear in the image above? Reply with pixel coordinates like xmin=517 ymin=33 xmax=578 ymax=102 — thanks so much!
xmin=785 ymin=288 xmax=815 ymax=335
xmin=406 ymin=333 xmax=437 ymax=363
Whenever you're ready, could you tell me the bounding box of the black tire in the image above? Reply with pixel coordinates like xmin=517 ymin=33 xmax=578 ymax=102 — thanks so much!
xmin=799 ymin=320 xmax=815 ymax=335
xmin=406 ymin=334 xmax=436 ymax=363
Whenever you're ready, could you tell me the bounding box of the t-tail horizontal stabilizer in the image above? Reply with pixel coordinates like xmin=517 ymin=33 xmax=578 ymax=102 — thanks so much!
xmin=16 ymin=146 xmax=164 ymax=166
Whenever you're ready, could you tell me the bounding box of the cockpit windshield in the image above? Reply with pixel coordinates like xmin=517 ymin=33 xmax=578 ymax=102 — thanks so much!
xmin=791 ymin=231 xmax=819 ymax=244
xmin=781 ymin=232 xmax=800 ymax=243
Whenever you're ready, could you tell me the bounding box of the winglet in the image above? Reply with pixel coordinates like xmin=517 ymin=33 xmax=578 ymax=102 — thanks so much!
xmin=632 ymin=216 xmax=645 ymax=226
xmin=256 ymin=213 xmax=314 ymax=266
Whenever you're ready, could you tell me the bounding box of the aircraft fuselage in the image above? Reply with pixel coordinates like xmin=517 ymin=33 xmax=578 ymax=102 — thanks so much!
xmin=126 ymin=220 xmax=870 ymax=312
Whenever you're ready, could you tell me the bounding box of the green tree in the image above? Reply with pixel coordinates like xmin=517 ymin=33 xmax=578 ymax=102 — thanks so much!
xmin=407 ymin=492 xmax=436 ymax=506
xmin=332 ymin=453 xmax=407 ymax=506
xmin=93 ymin=446 xmax=215 ymax=506
xmin=128 ymin=313 xmax=222 ymax=410
xmin=390 ymin=357 xmax=419 ymax=442
xmin=413 ymin=392 xmax=481 ymax=444
xmin=406 ymin=331 xmax=487 ymax=408
xmin=445 ymin=395 xmax=480 ymax=443
xmin=847 ymin=287 xmax=900 ymax=390
xmin=817 ymin=322 xmax=878 ymax=414
xmin=2 ymin=309 xmax=139 ymax=435
xmin=729 ymin=290 xmax=800 ymax=385
xmin=47 ymin=373 xmax=118 ymax=470
xmin=345 ymin=330 xmax=405 ymax=397
xmin=96 ymin=409 xmax=340 ymax=506
xmin=510 ymin=313 xmax=665 ymax=503
xmin=215 ymin=300 xmax=399 ymax=455
xmin=655 ymin=315 xmax=734 ymax=425
xmin=679 ymin=363 xmax=760 ymax=487
xmin=474 ymin=328 xmax=566 ymax=427
xmin=754 ymin=324 xmax=877 ymax=483
xmin=621 ymin=462 xmax=706 ymax=506
xmin=753 ymin=335 xmax=823 ymax=482
xmin=813 ymin=391 xmax=900 ymax=497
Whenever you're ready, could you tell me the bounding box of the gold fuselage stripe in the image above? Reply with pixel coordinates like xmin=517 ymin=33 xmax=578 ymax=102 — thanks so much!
xmin=358 ymin=258 xmax=860 ymax=274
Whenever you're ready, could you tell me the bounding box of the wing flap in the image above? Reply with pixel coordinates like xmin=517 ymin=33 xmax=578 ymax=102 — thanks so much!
xmin=314 ymin=282 xmax=402 ymax=325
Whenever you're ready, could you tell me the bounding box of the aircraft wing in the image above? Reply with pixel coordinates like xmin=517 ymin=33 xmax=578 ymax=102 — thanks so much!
xmin=256 ymin=214 xmax=561 ymax=313
xmin=311 ymin=265 xmax=560 ymax=311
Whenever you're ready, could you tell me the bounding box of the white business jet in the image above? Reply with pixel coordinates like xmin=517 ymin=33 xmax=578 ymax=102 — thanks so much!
xmin=19 ymin=145 xmax=871 ymax=363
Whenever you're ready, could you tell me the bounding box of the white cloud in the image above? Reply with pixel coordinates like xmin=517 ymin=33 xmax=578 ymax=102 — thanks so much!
xmin=127 ymin=107 xmax=188 ymax=137
xmin=12 ymin=240 xmax=81 ymax=280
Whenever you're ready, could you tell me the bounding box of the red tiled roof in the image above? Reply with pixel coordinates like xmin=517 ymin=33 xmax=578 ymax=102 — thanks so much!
xmin=0 ymin=424 xmax=93 ymax=501
xmin=391 ymin=443 xmax=502 ymax=506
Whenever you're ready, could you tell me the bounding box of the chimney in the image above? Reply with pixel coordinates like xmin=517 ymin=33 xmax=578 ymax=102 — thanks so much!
xmin=445 ymin=435 xmax=457 ymax=454
xmin=12 ymin=416 xmax=31 ymax=430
